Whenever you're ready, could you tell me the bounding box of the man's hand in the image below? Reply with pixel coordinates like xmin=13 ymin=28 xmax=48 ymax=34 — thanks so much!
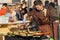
xmin=24 ymin=14 xmax=28 ymax=18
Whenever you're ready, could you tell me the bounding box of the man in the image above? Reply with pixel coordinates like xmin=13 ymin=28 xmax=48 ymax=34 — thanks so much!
xmin=48 ymin=2 xmax=58 ymax=21
xmin=15 ymin=2 xmax=23 ymax=20
xmin=24 ymin=0 xmax=53 ymax=38
xmin=0 ymin=3 xmax=7 ymax=16
xmin=48 ymin=2 xmax=59 ymax=40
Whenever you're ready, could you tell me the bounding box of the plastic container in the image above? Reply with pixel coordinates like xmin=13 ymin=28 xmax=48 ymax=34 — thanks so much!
xmin=0 ymin=16 xmax=9 ymax=24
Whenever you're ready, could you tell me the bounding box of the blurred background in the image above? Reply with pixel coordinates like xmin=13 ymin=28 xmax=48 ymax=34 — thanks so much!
xmin=0 ymin=0 xmax=59 ymax=40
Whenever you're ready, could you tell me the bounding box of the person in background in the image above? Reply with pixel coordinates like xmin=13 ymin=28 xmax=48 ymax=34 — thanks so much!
xmin=6 ymin=5 xmax=16 ymax=22
xmin=15 ymin=2 xmax=26 ymax=30
xmin=0 ymin=3 xmax=7 ymax=16
xmin=15 ymin=2 xmax=23 ymax=21
xmin=22 ymin=2 xmax=28 ymax=15
xmin=45 ymin=1 xmax=49 ymax=9
xmin=48 ymin=2 xmax=58 ymax=22
xmin=48 ymin=2 xmax=59 ymax=40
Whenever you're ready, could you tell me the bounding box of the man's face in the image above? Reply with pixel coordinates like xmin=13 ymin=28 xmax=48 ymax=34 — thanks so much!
xmin=16 ymin=5 xmax=21 ymax=10
xmin=35 ymin=5 xmax=43 ymax=10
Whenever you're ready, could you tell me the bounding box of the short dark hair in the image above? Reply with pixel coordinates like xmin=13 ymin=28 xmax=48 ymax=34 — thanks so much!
xmin=23 ymin=2 xmax=27 ymax=4
xmin=49 ymin=2 xmax=55 ymax=8
xmin=45 ymin=1 xmax=49 ymax=4
xmin=34 ymin=1 xmax=43 ymax=5
xmin=3 ymin=3 xmax=7 ymax=7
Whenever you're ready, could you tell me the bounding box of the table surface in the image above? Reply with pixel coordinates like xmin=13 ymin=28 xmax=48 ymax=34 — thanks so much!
xmin=0 ymin=21 xmax=30 ymax=24
xmin=0 ymin=20 xmax=30 ymax=36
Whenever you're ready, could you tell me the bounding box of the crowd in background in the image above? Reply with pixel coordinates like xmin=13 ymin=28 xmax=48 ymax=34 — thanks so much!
xmin=0 ymin=2 xmax=28 ymax=21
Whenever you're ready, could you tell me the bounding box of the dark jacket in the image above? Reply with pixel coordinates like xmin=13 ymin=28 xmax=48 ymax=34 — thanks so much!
xmin=28 ymin=8 xmax=50 ymax=25
xmin=16 ymin=10 xmax=23 ymax=20
xmin=28 ymin=8 xmax=53 ymax=37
